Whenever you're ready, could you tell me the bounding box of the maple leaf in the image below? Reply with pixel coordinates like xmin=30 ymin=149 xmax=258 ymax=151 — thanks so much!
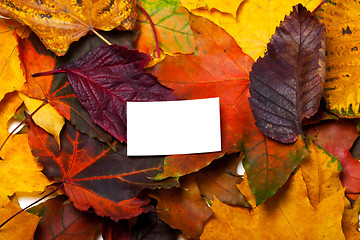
xmin=0 ymin=0 xmax=137 ymax=55
xmin=307 ymin=119 xmax=360 ymax=199
xmin=183 ymin=0 xmax=324 ymax=60
xmin=316 ymin=0 xmax=360 ymax=117
xmin=201 ymin=171 xmax=346 ymax=239
xmin=0 ymin=198 xmax=40 ymax=240
xmin=149 ymin=14 xmax=307 ymax=206
xmin=33 ymin=44 xmax=177 ymax=143
xmin=27 ymin=120 xmax=178 ymax=221
xmin=149 ymin=176 xmax=213 ymax=239
xmin=249 ymin=4 xmax=326 ymax=143
xmin=29 ymin=195 xmax=101 ymax=240
xmin=136 ymin=0 xmax=196 ymax=55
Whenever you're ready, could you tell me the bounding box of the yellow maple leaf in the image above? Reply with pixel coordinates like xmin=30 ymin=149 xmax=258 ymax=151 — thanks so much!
xmin=19 ymin=93 xmax=64 ymax=145
xmin=0 ymin=134 xmax=52 ymax=198
xmin=0 ymin=198 xmax=39 ymax=240
xmin=300 ymin=140 xmax=343 ymax=207
xmin=180 ymin=0 xmax=244 ymax=18
xmin=0 ymin=21 xmax=26 ymax=102
xmin=0 ymin=0 xmax=137 ymax=56
xmin=201 ymin=171 xmax=345 ymax=239
xmin=316 ymin=0 xmax=360 ymax=117
xmin=185 ymin=0 xmax=323 ymax=60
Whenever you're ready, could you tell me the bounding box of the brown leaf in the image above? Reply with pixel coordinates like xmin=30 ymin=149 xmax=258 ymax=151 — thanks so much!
xmin=149 ymin=176 xmax=213 ymax=239
xmin=249 ymin=4 xmax=326 ymax=143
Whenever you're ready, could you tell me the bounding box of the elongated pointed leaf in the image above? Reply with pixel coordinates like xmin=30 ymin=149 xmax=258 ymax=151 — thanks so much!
xmin=249 ymin=4 xmax=326 ymax=143
xmin=34 ymin=45 xmax=177 ymax=142
xmin=27 ymin=120 xmax=178 ymax=221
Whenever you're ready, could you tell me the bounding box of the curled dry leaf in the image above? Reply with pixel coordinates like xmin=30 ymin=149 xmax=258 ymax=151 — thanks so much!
xmin=0 ymin=0 xmax=137 ymax=55
xmin=27 ymin=120 xmax=178 ymax=221
xmin=249 ymin=4 xmax=326 ymax=143
xmin=34 ymin=44 xmax=177 ymax=143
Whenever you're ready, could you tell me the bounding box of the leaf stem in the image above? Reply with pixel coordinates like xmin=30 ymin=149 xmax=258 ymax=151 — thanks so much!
xmin=0 ymin=182 xmax=64 ymax=229
xmin=137 ymin=3 xmax=161 ymax=58
xmin=91 ymin=28 xmax=112 ymax=45
xmin=32 ymin=69 xmax=67 ymax=77
xmin=0 ymin=99 xmax=48 ymax=153
xmin=312 ymin=0 xmax=327 ymax=14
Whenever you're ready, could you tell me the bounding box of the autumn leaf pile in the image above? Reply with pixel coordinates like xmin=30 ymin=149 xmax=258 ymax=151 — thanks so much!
xmin=0 ymin=0 xmax=360 ymax=239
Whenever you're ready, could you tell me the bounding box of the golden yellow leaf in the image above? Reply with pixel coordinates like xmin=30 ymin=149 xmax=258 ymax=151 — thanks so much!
xmin=0 ymin=21 xmax=26 ymax=101
xmin=300 ymin=140 xmax=343 ymax=207
xmin=0 ymin=0 xmax=137 ymax=56
xmin=180 ymin=0 xmax=243 ymax=17
xmin=0 ymin=92 xmax=23 ymax=143
xmin=0 ymin=134 xmax=51 ymax=198
xmin=19 ymin=93 xmax=64 ymax=145
xmin=316 ymin=0 xmax=360 ymax=117
xmin=201 ymin=171 xmax=345 ymax=239
xmin=186 ymin=0 xmax=323 ymax=60
xmin=0 ymin=198 xmax=40 ymax=240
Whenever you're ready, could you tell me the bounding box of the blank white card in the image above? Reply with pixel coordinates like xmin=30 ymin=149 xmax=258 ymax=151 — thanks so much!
xmin=127 ymin=97 xmax=221 ymax=156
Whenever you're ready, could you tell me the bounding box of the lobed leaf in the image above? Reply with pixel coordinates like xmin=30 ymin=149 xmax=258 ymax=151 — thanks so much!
xmin=249 ymin=4 xmax=326 ymax=144
xmin=27 ymin=120 xmax=178 ymax=221
xmin=0 ymin=0 xmax=137 ymax=55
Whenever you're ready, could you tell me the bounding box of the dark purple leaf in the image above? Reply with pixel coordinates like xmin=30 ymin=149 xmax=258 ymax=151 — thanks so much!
xmin=34 ymin=45 xmax=177 ymax=142
xmin=249 ymin=4 xmax=326 ymax=143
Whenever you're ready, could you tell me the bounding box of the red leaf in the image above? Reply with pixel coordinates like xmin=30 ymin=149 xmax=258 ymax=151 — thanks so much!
xmin=249 ymin=4 xmax=326 ymax=143
xmin=308 ymin=119 xmax=360 ymax=199
xmin=30 ymin=195 xmax=100 ymax=240
xmin=34 ymin=44 xmax=177 ymax=142
xmin=27 ymin=120 xmax=178 ymax=221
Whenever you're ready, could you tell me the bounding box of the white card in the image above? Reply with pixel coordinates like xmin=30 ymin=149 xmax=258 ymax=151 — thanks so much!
xmin=127 ymin=97 xmax=221 ymax=156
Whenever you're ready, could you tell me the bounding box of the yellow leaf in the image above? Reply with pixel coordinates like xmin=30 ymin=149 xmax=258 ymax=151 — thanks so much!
xmin=0 ymin=0 xmax=137 ymax=56
xmin=0 ymin=198 xmax=40 ymax=240
xmin=180 ymin=0 xmax=244 ymax=18
xmin=19 ymin=93 xmax=64 ymax=145
xmin=0 ymin=92 xmax=23 ymax=143
xmin=187 ymin=0 xmax=323 ymax=60
xmin=0 ymin=21 xmax=26 ymax=101
xmin=300 ymin=140 xmax=343 ymax=207
xmin=0 ymin=134 xmax=51 ymax=198
xmin=201 ymin=171 xmax=345 ymax=239
xmin=342 ymin=197 xmax=360 ymax=240
xmin=316 ymin=0 xmax=360 ymax=117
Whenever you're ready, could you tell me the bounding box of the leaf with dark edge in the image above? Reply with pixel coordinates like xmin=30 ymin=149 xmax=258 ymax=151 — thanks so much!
xmin=101 ymin=219 xmax=132 ymax=240
xmin=307 ymin=119 xmax=360 ymax=200
xmin=28 ymin=195 xmax=101 ymax=240
xmin=33 ymin=44 xmax=177 ymax=142
xmin=149 ymin=175 xmax=213 ymax=239
xmin=193 ymin=153 xmax=249 ymax=206
xmin=249 ymin=4 xmax=326 ymax=143
xmin=27 ymin=119 xmax=179 ymax=221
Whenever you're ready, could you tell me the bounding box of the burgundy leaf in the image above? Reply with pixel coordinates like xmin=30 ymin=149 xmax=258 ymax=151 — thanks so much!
xmin=33 ymin=45 xmax=177 ymax=142
xmin=249 ymin=4 xmax=326 ymax=143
